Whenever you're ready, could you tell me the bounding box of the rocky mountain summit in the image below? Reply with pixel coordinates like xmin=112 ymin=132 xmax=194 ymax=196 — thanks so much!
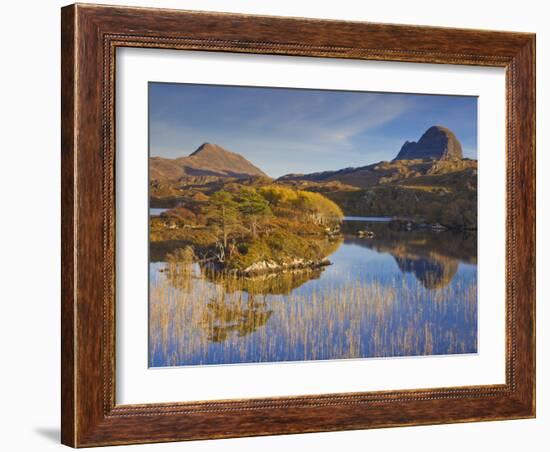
xmin=394 ymin=125 xmax=463 ymax=161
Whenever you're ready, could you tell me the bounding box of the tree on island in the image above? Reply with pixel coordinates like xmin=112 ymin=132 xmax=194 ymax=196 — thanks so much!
xmin=235 ymin=188 xmax=272 ymax=239
xmin=205 ymin=191 xmax=240 ymax=262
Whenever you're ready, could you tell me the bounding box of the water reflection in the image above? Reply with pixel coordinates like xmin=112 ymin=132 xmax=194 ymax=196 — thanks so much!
xmin=203 ymin=266 xmax=326 ymax=295
xmin=200 ymin=296 xmax=273 ymax=343
xmin=149 ymin=218 xmax=477 ymax=366
xmin=393 ymin=256 xmax=458 ymax=289
xmin=343 ymin=220 xmax=475 ymax=287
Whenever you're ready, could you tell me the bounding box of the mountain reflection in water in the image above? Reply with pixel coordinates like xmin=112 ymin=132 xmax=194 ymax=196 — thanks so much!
xmin=149 ymin=218 xmax=477 ymax=366
xmin=341 ymin=221 xmax=476 ymax=290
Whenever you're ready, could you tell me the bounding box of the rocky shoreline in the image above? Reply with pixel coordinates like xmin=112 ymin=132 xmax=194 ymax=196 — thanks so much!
xmin=205 ymin=257 xmax=332 ymax=278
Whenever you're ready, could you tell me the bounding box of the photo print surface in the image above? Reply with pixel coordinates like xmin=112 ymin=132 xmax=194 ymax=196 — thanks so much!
xmin=148 ymin=82 xmax=478 ymax=367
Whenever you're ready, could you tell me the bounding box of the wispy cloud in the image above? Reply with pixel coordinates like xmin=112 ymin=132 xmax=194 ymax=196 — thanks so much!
xmin=149 ymin=83 xmax=477 ymax=177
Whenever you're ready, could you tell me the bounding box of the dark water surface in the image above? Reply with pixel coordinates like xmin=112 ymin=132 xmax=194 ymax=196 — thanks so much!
xmin=149 ymin=217 xmax=477 ymax=367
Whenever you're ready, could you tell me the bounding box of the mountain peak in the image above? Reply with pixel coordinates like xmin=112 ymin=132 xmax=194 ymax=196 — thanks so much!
xmin=190 ymin=142 xmax=223 ymax=156
xmin=151 ymin=143 xmax=268 ymax=180
xmin=394 ymin=125 xmax=463 ymax=161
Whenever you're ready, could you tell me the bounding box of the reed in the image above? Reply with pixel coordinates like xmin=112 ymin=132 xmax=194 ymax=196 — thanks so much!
xmin=149 ymin=262 xmax=477 ymax=367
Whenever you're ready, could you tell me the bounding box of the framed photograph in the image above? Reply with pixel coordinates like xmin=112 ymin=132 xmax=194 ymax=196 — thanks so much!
xmin=61 ymin=3 xmax=535 ymax=447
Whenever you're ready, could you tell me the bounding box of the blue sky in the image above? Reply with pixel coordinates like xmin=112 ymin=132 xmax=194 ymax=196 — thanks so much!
xmin=149 ymin=82 xmax=477 ymax=178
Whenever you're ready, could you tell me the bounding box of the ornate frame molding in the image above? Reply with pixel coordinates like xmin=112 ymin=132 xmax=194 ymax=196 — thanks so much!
xmin=62 ymin=4 xmax=535 ymax=447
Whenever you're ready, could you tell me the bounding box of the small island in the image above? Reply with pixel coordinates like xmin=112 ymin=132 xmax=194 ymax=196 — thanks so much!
xmin=151 ymin=178 xmax=343 ymax=276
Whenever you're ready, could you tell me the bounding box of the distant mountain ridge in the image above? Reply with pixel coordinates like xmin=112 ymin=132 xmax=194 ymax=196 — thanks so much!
xmin=150 ymin=143 xmax=268 ymax=181
xmin=150 ymin=126 xmax=469 ymax=185
xmin=278 ymin=158 xmax=476 ymax=189
xmin=278 ymin=125 xmax=471 ymax=188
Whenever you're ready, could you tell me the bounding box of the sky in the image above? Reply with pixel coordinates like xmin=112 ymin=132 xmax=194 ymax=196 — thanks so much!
xmin=149 ymin=82 xmax=477 ymax=178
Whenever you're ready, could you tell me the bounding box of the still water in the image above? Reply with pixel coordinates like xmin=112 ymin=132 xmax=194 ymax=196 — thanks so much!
xmin=150 ymin=207 xmax=169 ymax=216
xmin=149 ymin=218 xmax=477 ymax=367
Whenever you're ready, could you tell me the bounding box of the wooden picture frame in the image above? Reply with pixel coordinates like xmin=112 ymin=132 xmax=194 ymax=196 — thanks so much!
xmin=61 ymin=3 xmax=535 ymax=447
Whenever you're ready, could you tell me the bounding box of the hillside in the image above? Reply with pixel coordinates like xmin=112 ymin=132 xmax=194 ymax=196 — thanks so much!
xmin=277 ymin=125 xmax=477 ymax=229
xmin=279 ymin=157 xmax=476 ymax=189
xmin=150 ymin=143 xmax=268 ymax=181
xmin=279 ymin=160 xmax=477 ymax=228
